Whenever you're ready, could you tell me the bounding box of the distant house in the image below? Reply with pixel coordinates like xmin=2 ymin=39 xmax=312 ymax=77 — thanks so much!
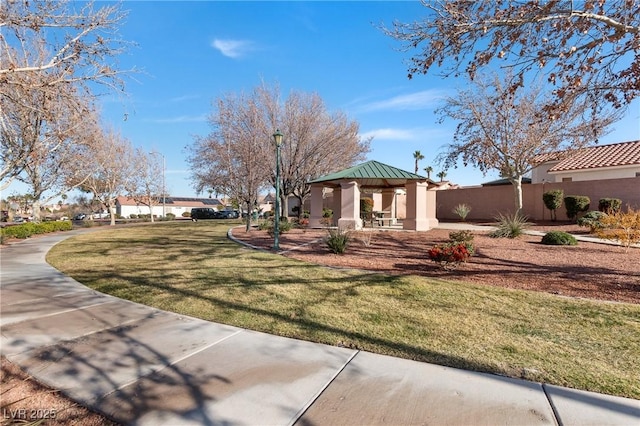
xmin=116 ymin=196 xmax=223 ymax=218
xmin=482 ymin=177 xmax=532 ymax=187
xmin=531 ymin=140 xmax=640 ymax=183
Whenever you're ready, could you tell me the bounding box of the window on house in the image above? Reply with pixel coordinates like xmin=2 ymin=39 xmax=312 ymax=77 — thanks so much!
xmin=562 ymin=177 xmax=572 ymax=182
xmin=636 ymin=172 xmax=640 ymax=177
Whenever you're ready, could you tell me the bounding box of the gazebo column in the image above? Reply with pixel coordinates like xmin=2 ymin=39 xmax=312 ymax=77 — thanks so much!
xmin=331 ymin=187 xmax=342 ymax=227
xmin=338 ymin=180 xmax=363 ymax=230
xmin=309 ymin=184 xmax=324 ymax=228
xmin=404 ymin=181 xmax=437 ymax=231
xmin=381 ymin=188 xmax=396 ymax=224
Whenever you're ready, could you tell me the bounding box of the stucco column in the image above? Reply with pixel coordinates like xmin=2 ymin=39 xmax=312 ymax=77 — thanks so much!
xmin=404 ymin=181 xmax=437 ymax=231
xmin=338 ymin=180 xmax=363 ymax=230
xmin=381 ymin=188 xmax=396 ymax=224
xmin=309 ymin=184 xmax=324 ymax=228
xmin=332 ymin=187 xmax=342 ymax=227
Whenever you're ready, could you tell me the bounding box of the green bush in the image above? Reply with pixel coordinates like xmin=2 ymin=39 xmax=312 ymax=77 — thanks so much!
xmin=541 ymin=231 xmax=578 ymax=246
xmin=564 ymin=195 xmax=590 ymax=220
xmin=181 ymin=212 xmax=191 ymax=218
xmin=449 ymin=230 xmax=474 ymax=243
xmin=448 ymin=230 xmax=475 ymax=256
xmin=489 ymin=212 xmax=531 ymax=238
xmin=543 ymin=189 xmax=564 ymax=221
xmin=165 ymin=213 xmax=176 ymax=220
xmin=577 ymin=211 xmax=607 ymax=233
xmin=598 ymin=198 xmax=622 ymax=214
xmin=263 ymin=219 xmax=293 ymax=236
xmin=1 ymin=221 xmax=72 ymax=240
xmin=326 ymin=228 xmax=350 ymax=254
xmin=322 ymin=208 xmax=333 ymax=218
xmin=452 ymin=203 xmax=471 ymax=221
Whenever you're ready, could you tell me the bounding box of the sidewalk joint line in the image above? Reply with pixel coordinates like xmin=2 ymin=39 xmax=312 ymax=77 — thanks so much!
xmin=542 ymin=383 xmax=564 ymax=426
xmin=288 ymin=349 xmax=360 ymax=426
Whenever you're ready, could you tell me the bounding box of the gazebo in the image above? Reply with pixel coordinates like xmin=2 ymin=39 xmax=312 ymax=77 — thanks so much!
xmin=308 ymin=160 xmax=439 ymax=231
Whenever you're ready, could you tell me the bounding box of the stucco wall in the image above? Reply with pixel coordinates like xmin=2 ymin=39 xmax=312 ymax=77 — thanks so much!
xmin=436 ymin=177 xmax=640 ymax=221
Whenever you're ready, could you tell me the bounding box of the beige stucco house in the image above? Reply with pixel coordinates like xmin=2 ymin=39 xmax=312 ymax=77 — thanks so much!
xmin=531 ymin=140 xmax=640 ymax=183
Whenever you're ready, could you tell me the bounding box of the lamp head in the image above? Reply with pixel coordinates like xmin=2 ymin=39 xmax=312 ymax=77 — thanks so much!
xmin=273 ymin=129 xmax=283 ymax=146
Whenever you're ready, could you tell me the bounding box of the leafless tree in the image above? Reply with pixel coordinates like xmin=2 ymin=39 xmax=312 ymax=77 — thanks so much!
xmin=382 ymin=1 xmax=639 ymax=111
xmin=0 ymin=0 xmax=130 ymax=92
xmin=437 ymin=73 xmax=621 ymax=211
xmin=0 ymin=0 xmax=132 ymax=189
xmin=277 ymin=89 xmax=370 ymax=217
xmin=125 ymin=149 xmax=164 ymax=222
xmin=72 ymin=128 xmax=137 ymax=226
xmin=189 ymin=83 xmax=370 ymax=224
xmin=5 ymin=79 xmax=99 ymax=221
xmin=188 ymin=91 xmax=271 ymax=231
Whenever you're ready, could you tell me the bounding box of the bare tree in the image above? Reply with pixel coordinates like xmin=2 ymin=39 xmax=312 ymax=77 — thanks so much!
xmin=125 ymin=149 xmax=164 ymax=222
xmin=73 ymin=128 xmax=137 ymax=226
xmin=0 ymin=0 xmax=132 ymax=189
xmin=188 ymin=92 xmax=271 ymax=231
xmin=6 ymin=80 xmax=99 ymax=221
xmin=189 ymin=83 xmax=370 ymax=223
xmin=382 ymin=1 xmax=639 ymax=111
xmin=0 ymin=0 xmax=130 ymax=91
xmin=437 ymin=73 xmax=621 ymax=211
xmin=278 ymin=89 xmax=370 ymax=217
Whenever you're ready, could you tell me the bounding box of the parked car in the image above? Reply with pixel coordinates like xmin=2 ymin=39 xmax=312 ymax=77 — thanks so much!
xmin=73 ymin=213 xmax=87 ymax=220
xmin=219 ymin=210 xmax=240 ymax=219
xmin=190 ymin=208 xmax=219 ymax=221
xmin=92 ymin=211 xmax=109 ymax=219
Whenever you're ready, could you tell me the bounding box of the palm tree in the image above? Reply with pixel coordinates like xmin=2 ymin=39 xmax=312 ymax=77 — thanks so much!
xmin=437 ymin=170 xmax=447 ymax=182
xmin=413 ymin=150 xmax=425 ymax=174
xmin=424 ymin=166 xmax=433 ymax=180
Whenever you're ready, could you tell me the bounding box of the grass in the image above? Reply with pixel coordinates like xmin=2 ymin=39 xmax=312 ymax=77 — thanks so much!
xmin=46 ymin=221 xmax=640 ymax=399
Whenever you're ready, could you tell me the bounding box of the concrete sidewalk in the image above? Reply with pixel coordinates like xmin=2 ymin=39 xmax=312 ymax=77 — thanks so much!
xmin=1 ymin=232 xmax=639 ymax=425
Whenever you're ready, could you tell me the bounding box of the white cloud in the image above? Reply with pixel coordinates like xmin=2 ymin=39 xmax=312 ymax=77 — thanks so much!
xmin=361 ymin=126 xmax=453 ymax=142
xmin=360 ymin=128 xmax=416 ymax=141
xmin=355 ymin=90 xmax=448 ymax=113
xmin=147 ymin=114 xmax=207 ymax=124
xmin=212 ymin=39 xmax=255 ymax=58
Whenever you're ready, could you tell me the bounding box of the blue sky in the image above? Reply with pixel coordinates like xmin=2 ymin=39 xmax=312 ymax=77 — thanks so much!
xmin=6 ymin=1 xmax=640 ymax=199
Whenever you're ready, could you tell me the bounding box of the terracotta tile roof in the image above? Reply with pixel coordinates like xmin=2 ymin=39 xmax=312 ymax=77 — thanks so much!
xmin=535 ymin=141 xmax=640 ymax=172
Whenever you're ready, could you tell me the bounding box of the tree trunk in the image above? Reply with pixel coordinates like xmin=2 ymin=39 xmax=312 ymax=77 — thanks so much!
xmin=32 ymin=199 xmax=42 ymax=222
xmin=245 ymin=200 xmax=251 ymax=232
xmin=510 ymin=176 xmax=524 ymax=213
xmin=149 ymin=204 xmax=155 ymax=223
xmin=280 ymin=193 xmax=288 ymax=219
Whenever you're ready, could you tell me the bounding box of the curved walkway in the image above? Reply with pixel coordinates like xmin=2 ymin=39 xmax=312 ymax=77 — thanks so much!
xmin=1 ymin=231 xmax=639 ymax=425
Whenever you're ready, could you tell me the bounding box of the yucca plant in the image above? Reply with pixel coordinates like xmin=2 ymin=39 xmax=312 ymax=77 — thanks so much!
xmin=489 ymin=211 xmax=531 ymax=238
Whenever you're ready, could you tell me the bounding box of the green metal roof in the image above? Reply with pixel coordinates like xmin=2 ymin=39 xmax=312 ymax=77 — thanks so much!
xmin=309 ymin=160 xmax=426 ymax=188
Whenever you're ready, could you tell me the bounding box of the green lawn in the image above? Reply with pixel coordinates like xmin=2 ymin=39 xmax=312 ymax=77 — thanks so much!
xmin=47 ymin=221 xmax=640 ymax=399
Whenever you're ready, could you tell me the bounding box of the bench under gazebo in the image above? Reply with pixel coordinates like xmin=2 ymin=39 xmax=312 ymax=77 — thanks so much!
xmin=308 ymin=160 xmax=438 ymax=231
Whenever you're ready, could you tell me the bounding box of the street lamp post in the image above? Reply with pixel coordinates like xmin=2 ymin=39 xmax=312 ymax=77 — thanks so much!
xmin=150 ymin=151 xmax=166 ymax=218
xmin=273 ymin=129 xmax=283 ymax=251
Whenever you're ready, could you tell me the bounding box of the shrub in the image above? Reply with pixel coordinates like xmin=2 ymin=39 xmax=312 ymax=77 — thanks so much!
xmin=0 ymin=221 xmax=72 ymax=240
xmin=543 ymin=189 xmax=564 ymax=221
xmin=489 ymin=211 xmax=530 ymax=238
xmin=360 ymin=198 xmax=374 ymax=221
xmin=165 ymin=213 xmax=176 ymax=220
xmin=598 ymin=198 xmax=622 ymax=214
xmin=564 ymin=195 xmax=590 ymax=220
xmin=541 ymin=231 xmax=578 ymax=246
xmin=597 ymin=207 xmax=640 ymax=250
xmin=326 ymin=227 xmax=350 ymax=254
xmin=263 ymin=219 xmax=293 ymax=236
xmin=181 ymin=212 xmax=191 ymax=218
xmin=449 ymin=230 xmax=474 ymax=243
xmin=428 ymin=242 xmax=471 ymax=269
xmin=452 ymin=203 xmax=471 ymax=221
xmin=577 ymin=211 xmax=607 ymax=233
xmin=322 ymin=208 xmax=333 ymax=218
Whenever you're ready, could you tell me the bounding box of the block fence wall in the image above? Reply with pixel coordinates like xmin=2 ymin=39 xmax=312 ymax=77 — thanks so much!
xmin=435 ymin=177 xmax=640 ymax=221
